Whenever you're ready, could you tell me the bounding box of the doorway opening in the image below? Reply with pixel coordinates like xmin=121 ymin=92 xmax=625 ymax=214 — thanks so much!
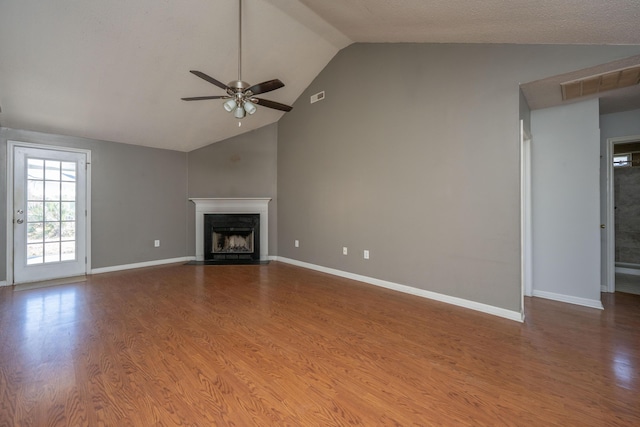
xmin=605 ymin=135 xmax=640 ymax=295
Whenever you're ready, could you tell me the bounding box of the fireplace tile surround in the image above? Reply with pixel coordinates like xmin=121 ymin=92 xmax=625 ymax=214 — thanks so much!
xmin=190 ymin=198 xmax=270 ymax=262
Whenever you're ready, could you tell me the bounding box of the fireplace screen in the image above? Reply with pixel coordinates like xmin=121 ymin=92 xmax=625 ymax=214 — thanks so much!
xmin=204 ymin=213 xmax=260 ymax=261
xmin=213 ymin=228 xmax=254 ymax=253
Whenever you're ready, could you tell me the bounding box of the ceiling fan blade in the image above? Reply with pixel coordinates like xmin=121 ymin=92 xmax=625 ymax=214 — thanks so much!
xmin=246 ymin=79 xmax=284 ymax=95
xmin=254 ymin=98 xmax=293 ymax=112
xmin=189 ymin=70 xmax=229 ymax=91
xmin=181 ymin=96 xmax=227 ymax=101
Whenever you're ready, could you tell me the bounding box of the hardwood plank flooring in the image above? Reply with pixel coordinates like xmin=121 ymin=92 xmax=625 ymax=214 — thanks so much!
xmin=0 ymin=262 xmax=638 ymax=426
xmin=616 ymin=272 xmax=640 ymax=295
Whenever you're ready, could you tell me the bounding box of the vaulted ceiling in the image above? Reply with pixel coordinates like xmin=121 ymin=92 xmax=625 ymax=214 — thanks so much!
xmin=1 ymin=0 xmax=640 ymax=152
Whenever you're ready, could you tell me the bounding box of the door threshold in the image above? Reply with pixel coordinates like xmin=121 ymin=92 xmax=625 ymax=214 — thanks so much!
xmin=13 ymin=275 xmax=87 ymax=292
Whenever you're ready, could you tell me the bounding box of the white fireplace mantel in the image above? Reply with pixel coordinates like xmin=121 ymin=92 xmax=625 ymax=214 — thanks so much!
xmin=190 ymin=198 xmax=271 ymax=261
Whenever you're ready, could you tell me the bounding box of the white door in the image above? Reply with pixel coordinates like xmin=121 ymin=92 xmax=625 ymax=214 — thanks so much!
xmin=12 ymin=146 xmax=88 ymax=284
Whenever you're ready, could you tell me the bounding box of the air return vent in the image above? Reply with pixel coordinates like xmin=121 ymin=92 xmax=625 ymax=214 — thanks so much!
xmin=561 ymin=65 xmax=640 ymax=101
xmin=310 ymin=91 xmax=325 ymax=104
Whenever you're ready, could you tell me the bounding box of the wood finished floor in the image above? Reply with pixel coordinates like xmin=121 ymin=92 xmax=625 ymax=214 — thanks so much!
xmin=0 ymin=262 xmax=638 ymax=426
xmin=616 ymin=272 xmax=640 ymax=296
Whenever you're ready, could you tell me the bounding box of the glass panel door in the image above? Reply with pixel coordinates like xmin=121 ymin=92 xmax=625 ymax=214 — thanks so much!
xmin=13 ymin=146 xmax=87 ymax=284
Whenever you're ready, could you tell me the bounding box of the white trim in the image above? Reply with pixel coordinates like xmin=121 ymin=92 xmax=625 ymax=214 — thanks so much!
xmin=6 ymin=140 xmax=92 ymax=285
xmin=274 ymin=256 xmax=524 ymax=322
xmin=85 ymin=153 xmax=92 ymax=273
xmin=4 ymin=143 xmax=11 ymax=286
xmin=520 ymin=120 xmax=533 ymax=300
xmin=190 ymin=198 xmax=271 ymax=261
xmin=605 ymin=134 xmax=640 ymax=293
xmin=532 ymin=289 xmax=604 ymax=310
xmin=0 ymin=281 xmax=8 ymax=287
xmin=605 ymin=138 xmax=615 ymax=293
xmin=615 ymin=266 xmax=640 ymax=276
xmin=91 ymin=257 xmax=195 ymax=275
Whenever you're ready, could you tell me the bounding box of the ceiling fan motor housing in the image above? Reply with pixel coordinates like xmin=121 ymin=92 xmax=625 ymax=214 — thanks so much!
xmin=228 ymin=80 xmax=251 ymax=92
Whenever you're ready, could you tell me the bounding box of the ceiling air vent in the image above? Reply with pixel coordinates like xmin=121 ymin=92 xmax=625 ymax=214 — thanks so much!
xmin=310 ymin=91 xmax=325 ymax=104
xmin=561 ymin=65 xmax=640 ymax=101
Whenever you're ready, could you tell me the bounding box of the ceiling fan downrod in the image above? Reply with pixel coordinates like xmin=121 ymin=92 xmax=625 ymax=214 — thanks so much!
xmin=237 ymin=0 xmax=242 ymax=83
xmin=224 ymin=0 xmax=254 ymax=119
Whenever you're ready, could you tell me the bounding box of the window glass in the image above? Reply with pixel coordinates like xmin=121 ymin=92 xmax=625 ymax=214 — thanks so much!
xmin=614 ymin=154 xmax=631 ymax=167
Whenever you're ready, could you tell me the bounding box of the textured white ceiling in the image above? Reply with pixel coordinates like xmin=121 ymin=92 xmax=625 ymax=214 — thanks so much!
xmin=0 ymin=0 xmax=639 ymax=151
xmin=299 ymin=0 xmax=640 ymax=44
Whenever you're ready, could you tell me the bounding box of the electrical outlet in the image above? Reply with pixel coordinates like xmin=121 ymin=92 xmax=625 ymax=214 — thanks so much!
xmin=343 ymin=247 xmax=348 ymax=255
xmin=154 ymin=240 xmax=160 ymax=247
xmin=364 ymin=250 xmax=369 ymax=259
xmin=295 ymin=240 xmax=299 ymax=248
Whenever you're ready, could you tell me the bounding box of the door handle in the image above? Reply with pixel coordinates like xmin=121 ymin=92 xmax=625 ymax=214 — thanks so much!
xmin=16 ymin=219 xmax=23 ymax=224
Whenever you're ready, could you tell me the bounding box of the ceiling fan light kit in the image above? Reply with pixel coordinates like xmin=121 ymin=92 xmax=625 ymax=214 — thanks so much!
xmin=223 ymin=99 xmax=237 ymax=112
xmin=244 ymin=100 xmax=257 ymax=115
xmin=181 ymin=0 xmax=292 ymax=120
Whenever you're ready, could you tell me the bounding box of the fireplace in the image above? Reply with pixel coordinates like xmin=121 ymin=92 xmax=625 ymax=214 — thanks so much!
xmin=204 ymin=214 xmax=260 ymax=261
xmin=189 ymin=197 xmax=271 ymax=264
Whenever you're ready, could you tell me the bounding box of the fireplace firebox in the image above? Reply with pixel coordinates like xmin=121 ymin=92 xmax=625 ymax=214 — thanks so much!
xmin=204 ymin=214 xmax=260 ymax=262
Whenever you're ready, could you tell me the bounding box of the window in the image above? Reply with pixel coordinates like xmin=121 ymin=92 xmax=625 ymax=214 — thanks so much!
xmin=614 ymin=153 xmax=632 ymax=168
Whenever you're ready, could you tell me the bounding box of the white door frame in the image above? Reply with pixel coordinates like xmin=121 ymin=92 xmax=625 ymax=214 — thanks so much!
xmin=604 ymin=134 xmax=640 ymax=293
xmin=6 ymin=141 xmax=92 ymax=285
xmin=520 ymin=120 xmax=533 ymax=301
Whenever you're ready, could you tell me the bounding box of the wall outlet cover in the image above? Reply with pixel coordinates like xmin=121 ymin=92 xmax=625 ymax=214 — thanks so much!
xmin=310 ymin=91 xmax=325 ymax=104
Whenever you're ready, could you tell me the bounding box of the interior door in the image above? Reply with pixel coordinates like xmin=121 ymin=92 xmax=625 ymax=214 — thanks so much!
xmin=13 ymin=146 xmax=87 ymax=284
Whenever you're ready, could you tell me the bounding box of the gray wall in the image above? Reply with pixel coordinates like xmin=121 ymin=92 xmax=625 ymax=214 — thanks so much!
xmin=187 ymin=123 xmax=278 ymax=256
xmin=277 ymin=43 xmax=640 ymax=312
xmin=601 ymin=108 xmax=640 ymax=140
xmin=1 ymin=127 xmax=188 ymax=280
xmin=614 ymin=166 xmax=640 ymax=264
xmin=531 ymin=99 xmax=602 ymax=304
xmin=520 ymin=89 xmax=531 ymax=138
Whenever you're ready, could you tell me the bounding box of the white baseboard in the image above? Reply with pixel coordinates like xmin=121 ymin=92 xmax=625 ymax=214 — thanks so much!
xmin=532 ymin=289 xmax=604 ymax=310
xmin=0 ymin=280 xmax=7 ymax=287
xmin=274 ymin=256 xmax=524 ymax=323
xmin=91 ymin=256 xmax=195 ymax=275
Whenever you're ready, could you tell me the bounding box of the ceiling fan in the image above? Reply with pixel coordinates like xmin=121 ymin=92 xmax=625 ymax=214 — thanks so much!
xmin=181 ymin=0 xmax=292 ymax=119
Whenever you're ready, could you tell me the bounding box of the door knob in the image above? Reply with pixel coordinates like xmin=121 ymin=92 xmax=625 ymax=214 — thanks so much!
xmin=16 ymin=219 xmax=23 ymax=224
xmin=600 ymin=224 xmax=605 ymax=229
